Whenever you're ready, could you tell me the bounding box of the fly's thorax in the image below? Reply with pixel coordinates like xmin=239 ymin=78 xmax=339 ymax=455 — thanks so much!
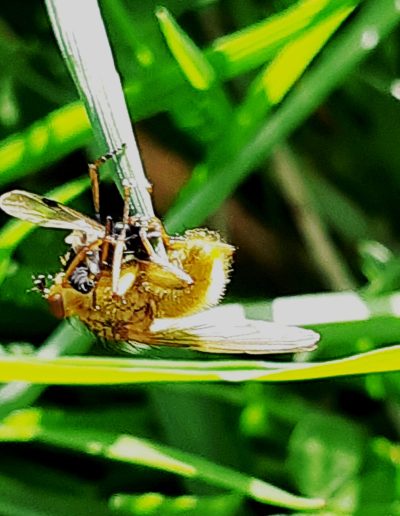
xmin=117 ymin=216 xmax=164 ymax=262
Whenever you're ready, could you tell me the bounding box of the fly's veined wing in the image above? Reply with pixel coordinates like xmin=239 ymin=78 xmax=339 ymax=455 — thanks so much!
xmin=150 ymin=321 xmax=319 ymax=354
xmin=125 ymin=308 xmax=320 ymax=355
xmin=0 ymin=190 xmax=104 ymax=235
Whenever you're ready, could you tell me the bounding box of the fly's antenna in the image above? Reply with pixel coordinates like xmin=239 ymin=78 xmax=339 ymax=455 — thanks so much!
xmin=88 ymin=144 xmax=126 ymax=223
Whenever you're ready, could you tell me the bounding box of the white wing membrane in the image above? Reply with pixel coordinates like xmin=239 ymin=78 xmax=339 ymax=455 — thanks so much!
xmin=0 ymin=190 xmax=104 ymax=235
xmin=150 ymin=320 xmax=319 ymax=354
xmin=128 ymin=307 xmax=320 ymax=355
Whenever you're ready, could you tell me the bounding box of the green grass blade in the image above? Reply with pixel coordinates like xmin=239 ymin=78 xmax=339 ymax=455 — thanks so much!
xmin=0 ymin=0 xmax=359 ymax=188
xmin=241 ymin=4 xmax=354 ymax=115
xmin=45 ymin=0 xmax=154 ymax=216
xmin=165 ymin=0 xmax=399 ymax=231
xmin=0 ymin=474 xmax=113 ymax=516
xmin=0 ymin=407 xmax=326 ymax=510
xmin=207 ymin=0 xmax=358 ymax=78
xmin=0 ymin=101 xmax=90 ymax=187
xmin=0 ymin=323 xmax=93 ymax=418
xmin=156 ymin=7 xmax=215 ymax=91
xmin=109 ymin=492 xmax=242 ymax=515
xmin=102 ymin=0 xmax=155 ymax=69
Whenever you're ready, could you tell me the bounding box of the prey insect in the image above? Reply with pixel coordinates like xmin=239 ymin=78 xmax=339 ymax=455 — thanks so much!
xmin=0 ymin=148 xmax=319 ymax=354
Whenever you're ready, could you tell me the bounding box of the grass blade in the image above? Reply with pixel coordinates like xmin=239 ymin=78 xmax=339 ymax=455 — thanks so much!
xmin=0 ymin=407 xmax=326 ymax=510
xmin=45 ymin=0 xmax=153 ymax=216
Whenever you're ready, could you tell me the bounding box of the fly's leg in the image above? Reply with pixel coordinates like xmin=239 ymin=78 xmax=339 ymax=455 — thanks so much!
xmin=139 ymin=226 xmax=158 ymax=260
xmin=62 ymin=238 xmax=103 ymax=286
xmin=112 ymin=181 xmax=131 ymax=296
xmin=87 ymin=144 xmax=126 ymax=298
xmin=101 ymin=215 xmax=114 ymax=266
xmin=88 ymin=143 xmax=126 ymax=222
xmin=88 ymin=216 xmax=114 ymax=309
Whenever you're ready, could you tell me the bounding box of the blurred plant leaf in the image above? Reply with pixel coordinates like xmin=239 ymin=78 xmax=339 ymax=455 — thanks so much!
xmin=287 ymin=413 xmax=365 ymax=498
xmin=0 ymin=407 xmax=325 ymax=510
xmin=109 ymin=492 xmax=243 ymax=515
xmin=156 ymin=6 xmax=215 ymax=91
xmin=166 ymin=0 xmax=359 ymax=231
xmin=359 ymin=240 xmax=400 ymax=295
xmin=0 ymin=473 xmax=119 ymax=516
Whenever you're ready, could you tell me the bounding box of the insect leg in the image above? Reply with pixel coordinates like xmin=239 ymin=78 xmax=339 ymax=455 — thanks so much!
xmin=88 ymin=144 xmax=126 ymax=222
xmin=62 ymin=238 xmax=103 ymax=285
xmin=88 ymin=163 xmax=101 ymax=222
xmin=112 ymin=181 xmax=130 ymax=296
xmin=139 ymin=226 xmax=158 ymax=259
xmin=101 ymin=215 xmax=114 ymax=266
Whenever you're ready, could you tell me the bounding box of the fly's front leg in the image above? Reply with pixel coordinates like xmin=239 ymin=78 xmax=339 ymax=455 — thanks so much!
xmin=112 ymin=180 xmax=131 ymax=297
xmin=101 ymin=216 xmax=114 ymax=266
xmin=139 ymin=226 xmax=158 ymax=260
xmin=88 ymin=144 xmax=126 ymax=222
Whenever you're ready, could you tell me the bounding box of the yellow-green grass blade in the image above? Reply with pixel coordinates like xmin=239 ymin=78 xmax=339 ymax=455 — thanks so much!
xmin=165 ymin=0 xmax=398 ymax=232
xmin=0 ymin=344 xmax=399 ymax=385
xmin=156 ymin=7 xmax=215 ymax=91
xmin=207 ymin=0 xmax=358 ymax=78
xmin=0 ymin=322 xmax=93 ymax=418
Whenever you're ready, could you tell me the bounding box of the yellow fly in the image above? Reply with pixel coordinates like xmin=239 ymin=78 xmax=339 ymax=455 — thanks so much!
xmin=0 ymin=153 xmax=319 ymax=354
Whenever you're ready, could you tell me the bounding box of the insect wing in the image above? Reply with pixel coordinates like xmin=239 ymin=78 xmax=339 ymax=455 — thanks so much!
xmin=0 ymin=190 xmax=104 ymax=235
xmin=149 ymin=319 xmax=319 ymax=354
xmin=125 ymin=308 xmax=320 ymax=355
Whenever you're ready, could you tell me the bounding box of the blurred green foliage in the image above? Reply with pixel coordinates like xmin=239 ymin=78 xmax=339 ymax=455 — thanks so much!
xmin=1 ymin=0 xmax=400 ymax=514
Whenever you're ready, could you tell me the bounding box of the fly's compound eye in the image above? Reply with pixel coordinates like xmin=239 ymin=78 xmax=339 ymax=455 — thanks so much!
xmin=69 ymin=265 xmax=96 ymax=294
xmin=47 ymin=293 xmax=65 ymax=319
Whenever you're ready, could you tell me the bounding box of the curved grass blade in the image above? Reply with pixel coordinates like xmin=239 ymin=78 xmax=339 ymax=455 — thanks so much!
xmin=0 ymin=343 xmax=399 ymax=385
xmin=0 ymin=407 xmax=326 ymax=510
xmin=0 ymin=323 xmax=93 ymax=418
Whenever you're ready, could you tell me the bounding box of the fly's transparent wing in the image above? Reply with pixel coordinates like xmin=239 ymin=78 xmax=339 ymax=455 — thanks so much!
xmin=124 ymin=308 xmax=320 ymax=355
xmin=0 ymin=190 xmax=104 ymax=235
xmin=149 ymin=320 xmax=319 ymax=354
